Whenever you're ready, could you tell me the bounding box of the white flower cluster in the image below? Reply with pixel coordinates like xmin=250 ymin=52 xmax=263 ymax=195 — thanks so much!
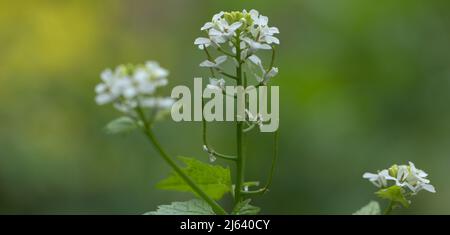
xmin=95 ymin=61 xmax=174 ymax=113
xmin=194 ymin=9 xmax=280 ymax=88
xmin=194 ymin=9 xmax=279 ymax=52
xmin=363 ymin=162 xmax=436 ymax=195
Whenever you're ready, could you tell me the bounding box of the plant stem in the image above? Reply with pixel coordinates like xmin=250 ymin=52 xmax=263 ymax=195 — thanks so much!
xmin=234 ymin=34 xmax=245 ymax=204
xmin=384 ymin=200 xmax=394 ymax=215
xmin=202 ymin=99 xmax=237 ymax=161
xmin=135 ymin=108 xmax=227 ymax=215
xmin=241 ymin=130 xmax=279 ymax=196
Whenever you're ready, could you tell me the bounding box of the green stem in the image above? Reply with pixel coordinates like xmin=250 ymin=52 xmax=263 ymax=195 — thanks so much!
xmin=135 ymin=107 xmax=227 ymax=215
xmin=217 ymin=47 xmax=235 ymax=57
xmin=218 ymin=70 xmax=238 ymax=80
xmin=384 ymin=200 xmax=394 ymax=215
xmin=234 ymin=34 xmax=245 ymax=204
xmin=241 ymin=130 xmax=279 ymax=196
xmin=202 ymin=99 xmax=237 ymax=161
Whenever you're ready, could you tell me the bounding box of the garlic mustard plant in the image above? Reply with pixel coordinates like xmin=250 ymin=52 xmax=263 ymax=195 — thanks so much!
xmin=195 ymin=9 xmax=280 ymax=210
xmin=97 ymin=9 xmax=280 ymax=215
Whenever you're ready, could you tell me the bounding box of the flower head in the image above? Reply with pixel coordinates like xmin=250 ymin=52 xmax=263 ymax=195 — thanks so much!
xmin=95 ymin=61 xmax=174 ymax=113
xmin=194 ymin=10 xmax=280 ymax=51
xmin=363 ymin=161 xmax=436 ymax=195
xmin=195 ymin=9 xmax=279 ymax=52
xmin=195 ymin=9 xmax=280 ymax=84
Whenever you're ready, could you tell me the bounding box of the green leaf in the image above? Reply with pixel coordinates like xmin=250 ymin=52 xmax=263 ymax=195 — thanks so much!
xmin=353 ymin=201 xmax=381 ymax=215
xmin=376 ymin=185 xmax=410 ymax=208
xmin=104 ymin=116 xmax=138 ymax=134
xmin=232 ymin=199 xmax=261 ymax=215
xmin=144 ymin=199 xmax=215 ymax=215
xmin=156 ymin=157 xmax=231 ymax=200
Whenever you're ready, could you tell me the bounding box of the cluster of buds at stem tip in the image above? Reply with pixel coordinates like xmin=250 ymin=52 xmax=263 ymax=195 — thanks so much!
xmin=363 ymin=161 xmax=436 ymax=195
xmin=95 ymin=61 xmax=174 ymax=114
xmin=194 ymin=9 xmax=280 ymax=89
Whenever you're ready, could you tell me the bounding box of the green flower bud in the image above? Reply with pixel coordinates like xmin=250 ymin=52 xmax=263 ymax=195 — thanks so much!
xmin=223 ymin=11 xmax=253 ymax=29
xmin=388 ymin=164 xmax=398 ymax=177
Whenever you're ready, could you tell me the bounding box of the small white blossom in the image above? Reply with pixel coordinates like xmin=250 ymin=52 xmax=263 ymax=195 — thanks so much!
xmin=199 ymin=55 xmax=227 ymax=68
xmin=206 ymin=78 xmax=226 ymax=92
xmin=362 ymin=170 xmax=389 ymax=188
xmin=404 ymin=162 xmax=435 ymax=194
xmin=248 ymin=55 xmax=278 ymax=83
xmin=245 ymin=9 xmax=280 ymax=51
xmin=95 ymin=61 xmax=173 ymax=114
xmin=194 ymin=37 xmax=212 ymax=50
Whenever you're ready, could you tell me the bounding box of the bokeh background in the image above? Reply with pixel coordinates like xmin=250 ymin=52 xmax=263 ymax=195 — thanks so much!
xmin=0 ymin=0 xmax=449 ymax=214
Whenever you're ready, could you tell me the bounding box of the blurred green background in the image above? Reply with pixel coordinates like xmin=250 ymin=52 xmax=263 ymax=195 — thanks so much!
xmin=1 ymin=0 xmax=449 ymax=214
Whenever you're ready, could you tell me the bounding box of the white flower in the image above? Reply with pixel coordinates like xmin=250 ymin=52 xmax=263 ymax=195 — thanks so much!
xmin=405 ymin=182 xmax=436 ymax=194
xmin=209 ymin=21 xmax=243 ymax=45
xmin=194 ymin=37 xmax=212 ymax=50
xmin=363 ymin=170 xmax=389 ymax=188
xmin=248 ymin=55 xmax=278 ymax=83
xmin=247 ymin=9 xmax=280 ymax=48
xmin=95 ymin=61 xmax=172 ymax=113
xmin=199 ymin=55 xmax=227 ymax=68
xmin=404 ymin=162 xmax=436 ymax=194
xmin=407 ymin=161 xmax=430 ymax=184
xmin=200 ymin=11 xmax=224 ymax=31
xmin=242 ymin=37 xmax=272 ymax=51
xmin=199 ymin=11 xmax=242 ymax=46
xmin=206 ymin=78 xmax=225 ymax=91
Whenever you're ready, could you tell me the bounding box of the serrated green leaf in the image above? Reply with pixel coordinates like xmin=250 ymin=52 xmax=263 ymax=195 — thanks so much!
xmin=104 ymin=116 xmax=138 ymax=134
xmin=353 ymin=201 xmax=381 ymax=215
xmin=232 ymin=199 xmax=261 ymax=215
xmin=376 ymin=185 xmax=410 ymax=208
xmin=144 ymin=199 xmax=215 ymax=215
xmin=156 ymin=157 xmax=231 ymax=200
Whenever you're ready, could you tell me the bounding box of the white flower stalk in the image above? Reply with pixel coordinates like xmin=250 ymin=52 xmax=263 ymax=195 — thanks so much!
xmin=363 ymin=161 xmax=436 ymax=195
xmin=95 ymin=61 xmax=174 ymax=113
